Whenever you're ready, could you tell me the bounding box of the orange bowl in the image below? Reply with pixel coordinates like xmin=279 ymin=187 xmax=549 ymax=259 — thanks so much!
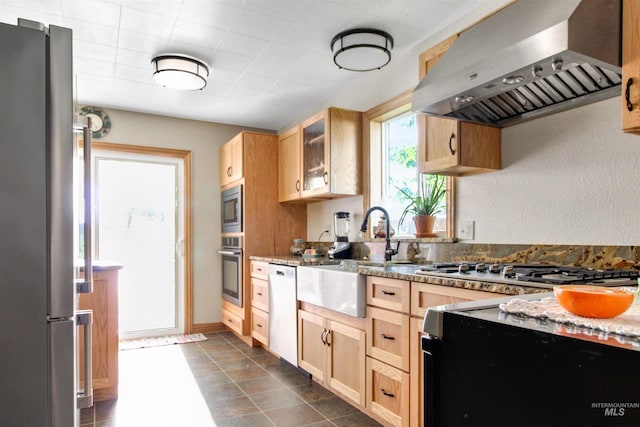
xmin=553 ymin=285 xmax=634 ymax=318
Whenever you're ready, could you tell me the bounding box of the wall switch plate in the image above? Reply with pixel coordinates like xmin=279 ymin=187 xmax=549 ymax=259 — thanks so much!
xmin=459 ymin=220 xmax=475 ymax=240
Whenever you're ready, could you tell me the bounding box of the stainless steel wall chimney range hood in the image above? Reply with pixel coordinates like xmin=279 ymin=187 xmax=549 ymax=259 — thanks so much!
xmin=411 ymin=0 xmax=622 ymax=127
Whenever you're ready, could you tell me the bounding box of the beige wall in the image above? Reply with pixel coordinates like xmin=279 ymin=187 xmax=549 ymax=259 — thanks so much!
xmin=307 ymin=98 xmax=640 ymax=246
xmin=456 ymin=97 xmax=640 ymax=245
xmin=94 ymin=107 xmax=271 ymax=324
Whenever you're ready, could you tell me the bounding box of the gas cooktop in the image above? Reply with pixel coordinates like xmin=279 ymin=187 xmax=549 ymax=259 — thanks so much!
xmin=413 ymin=262 xmax=639 ymax=289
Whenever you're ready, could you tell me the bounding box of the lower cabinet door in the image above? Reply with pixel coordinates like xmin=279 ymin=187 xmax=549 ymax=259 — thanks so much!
xmin=297 ymin=309 xmax=326 ymax=379
xmin=367 ymin=356 xmax=409 ymax=427
xmin=367 ymin=307 xmax=409 ymax=371
xmin=222 ymin=308 xmax=243 ymax=336
xmin=251 ymin=307 xmax=269 ymax=345
xmin=326 ymin=319 xmax=366 ymax=407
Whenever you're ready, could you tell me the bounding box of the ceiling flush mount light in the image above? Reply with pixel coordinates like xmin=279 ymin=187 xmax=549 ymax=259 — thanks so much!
xmin=151 ymin=54 xmax=209 ymax=90
xmin=330 ymin=28 xmax=394 ymax=72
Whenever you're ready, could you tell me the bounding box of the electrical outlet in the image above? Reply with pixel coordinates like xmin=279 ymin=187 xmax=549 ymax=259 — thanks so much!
xmin=459 ymin=220 xmax=475 ymax=240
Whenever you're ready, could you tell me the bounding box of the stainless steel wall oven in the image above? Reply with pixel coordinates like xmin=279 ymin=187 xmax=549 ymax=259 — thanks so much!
xmin=217 ymin=237 xmax=242 ymax=307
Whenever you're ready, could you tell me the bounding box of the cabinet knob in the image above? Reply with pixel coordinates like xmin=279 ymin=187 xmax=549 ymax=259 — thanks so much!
xmin=448 ymin=133 xmax=456 ymax=155
xmin=626 ymin=78 xmax=634 ymax=112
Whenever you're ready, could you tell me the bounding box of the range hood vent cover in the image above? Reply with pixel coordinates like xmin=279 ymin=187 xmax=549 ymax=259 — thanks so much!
xmin=412 ymin=0 xmax=622 ymax=127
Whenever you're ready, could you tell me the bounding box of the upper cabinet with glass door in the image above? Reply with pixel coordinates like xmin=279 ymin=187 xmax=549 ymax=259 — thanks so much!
xmin=279 ymin=107 xmax=362 ymax=202
xmin=302 ymin=111 xmax=329 ymax=197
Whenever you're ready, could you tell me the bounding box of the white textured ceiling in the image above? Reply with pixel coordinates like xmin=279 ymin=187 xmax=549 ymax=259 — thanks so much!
xmin=0 ymin=0 xmax=487 ymax=130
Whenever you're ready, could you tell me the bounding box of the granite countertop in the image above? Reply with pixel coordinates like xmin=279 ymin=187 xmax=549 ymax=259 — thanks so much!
xmin=250 ymin=255 xmax=341 ymax=267
xmin=250 ymin=255 xmax=544 ymax=296
xmin=357 ymin=265 xmax=548 ymax=296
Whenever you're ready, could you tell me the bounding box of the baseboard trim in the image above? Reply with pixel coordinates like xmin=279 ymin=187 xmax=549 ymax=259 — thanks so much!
xmin=191 ymin=322 xmax=226 ymax=334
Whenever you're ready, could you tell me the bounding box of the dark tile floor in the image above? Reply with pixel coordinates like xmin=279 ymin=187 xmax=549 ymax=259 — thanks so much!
xmin=80 ymin=331 xmax=383 ymax=426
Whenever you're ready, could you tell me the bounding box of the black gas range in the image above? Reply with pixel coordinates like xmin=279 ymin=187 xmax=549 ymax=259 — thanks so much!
xmin=414 ymin=262 xmax=639 ymax=289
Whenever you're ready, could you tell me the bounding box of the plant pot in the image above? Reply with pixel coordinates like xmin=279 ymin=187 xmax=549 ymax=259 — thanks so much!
xmin=413 ymin=215 xmax=437 ymax=238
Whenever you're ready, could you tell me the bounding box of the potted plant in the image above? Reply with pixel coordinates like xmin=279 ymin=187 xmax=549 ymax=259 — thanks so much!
xmin=398 ymin=174 xmax=446 ymax=237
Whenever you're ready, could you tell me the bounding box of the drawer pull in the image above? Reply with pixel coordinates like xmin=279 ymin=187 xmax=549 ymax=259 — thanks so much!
xmin=381 ymin=334 xmax=395 ymax=340
xmin=381 ymin=290 xmax=396 ymax=296
xmin=321 ymin=328 xmax=328 ymax=345
xmin=257 ymin=323 xmax=262 ymax=328
xmin=381 ymin=389 xmax=395 ymax=398
xmin=227 ymin=318 xmax=233 ymax=323
xmin=257 ymin=292 xmax=262 ymax=296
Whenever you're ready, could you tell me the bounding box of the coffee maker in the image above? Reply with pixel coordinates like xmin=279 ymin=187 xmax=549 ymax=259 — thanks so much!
xmin=328 ymin=211 xmax=352 ymax=259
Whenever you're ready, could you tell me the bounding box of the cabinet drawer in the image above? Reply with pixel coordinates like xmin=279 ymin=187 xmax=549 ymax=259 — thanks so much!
xmin=251 ymin=307 xmax=269 ymax=345
xmin=410 ymin=282 xmax=497 ymax=318
xmin=367 ymin=276 xmax=410 ymax=313
xmin=250 ymin=260 xmax=269 ymax=280
xmin=367 ymin=357 xmax=409 ymax=427
xmin=251 ymin=278 xmax=269 ymax=312
xmin=222 ymin=308 xmax=243 ymax=335
xmin=367 ymin=307 xmax=409 ymax=371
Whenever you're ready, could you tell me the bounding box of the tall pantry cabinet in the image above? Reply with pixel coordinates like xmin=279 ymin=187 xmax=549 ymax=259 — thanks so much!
xmin=219 ymin=132 xmax=306 ymax=344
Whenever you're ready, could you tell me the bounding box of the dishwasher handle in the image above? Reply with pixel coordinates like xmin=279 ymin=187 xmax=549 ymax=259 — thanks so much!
xmin=268 ymin=264 xmax=296 ymax=279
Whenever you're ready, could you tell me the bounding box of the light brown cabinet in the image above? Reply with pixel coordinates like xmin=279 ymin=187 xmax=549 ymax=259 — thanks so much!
xmin=298 ymin=306 xmax=367 ymax=407
xmin=222 ymin=308 xmax=243 ymax=336
xmin=416 ymin=35 xmax=501 ymax=177
xmin=278 ymin=107 xmax=362 ymax=202
xmin=278 ymin=126 xmax=302 ymax=202
xmin=367 ymin=356 xmax=410 ymax=427
xmin=250 ymin=260 xmax=269 ymax=345
xmin=220 ymin=132 xmax=306 ymax=344
xmin=367 ymin=307 xmax=410 ymax=372
xmin=219 ymin=133 xmax=243 ymax=186
xmin=365 ymin=276 xmax=410 ymax=427
xmin=78 ymin=266 xmax=121 ymax=402
xmin=408 ymin=281 xmax=497 ymax=426
xmin=622 ymin=0 xmax=640 ymax=134
xmin=419 ymin=116 xmax=501 ymax=176
xmin=364 ymin=275 xmax=498 ymax=427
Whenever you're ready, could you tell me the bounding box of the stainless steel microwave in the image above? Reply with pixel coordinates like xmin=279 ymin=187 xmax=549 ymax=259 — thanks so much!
xmin=221 ymin=185 xmax=242 ymax=233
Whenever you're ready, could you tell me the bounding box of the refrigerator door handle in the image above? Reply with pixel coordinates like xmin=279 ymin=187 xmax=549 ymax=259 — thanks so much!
xmin=76 ymin=310 xmax=93 ymax=409
xmin=76 ymin=121 xmax=93 ymax=295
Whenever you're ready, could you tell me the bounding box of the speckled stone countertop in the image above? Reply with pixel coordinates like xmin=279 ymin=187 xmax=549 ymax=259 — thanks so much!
xmin=357 ymin=265 xmax=548 ymax=296
xmin=249 ymin=255 xmax=341 ymax=267
xmin=250 ymin=255 xmax=545 ymax=296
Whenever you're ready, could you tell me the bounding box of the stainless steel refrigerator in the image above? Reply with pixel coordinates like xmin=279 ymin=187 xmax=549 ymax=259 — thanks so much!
xmin=0 ymin=19 xmax=93 ymax=427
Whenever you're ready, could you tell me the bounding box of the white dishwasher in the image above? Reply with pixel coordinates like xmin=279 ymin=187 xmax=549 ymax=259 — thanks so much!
xmin=268 ymin=264 xmax=298 ymax=366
